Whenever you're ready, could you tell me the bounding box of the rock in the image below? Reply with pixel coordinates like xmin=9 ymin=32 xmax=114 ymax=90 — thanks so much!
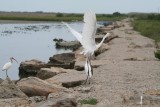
xmin=0 ymin=77 xmax=28 ymax=99
xmin=49 ymin=70 xmax=86 ymax=88
xmin=33 ymin=92 xmax=77 ymax=107
xmin=155 ymin=42 xmax=160 ymax=49
xmin=98 ymin=21 xmax=112 ymax=26
xmin=56 ymin=40 xmax=81 ymax=51
xmin=53 ymin=38 xmax=63 ymax=42
xmin=95 ymin=33 xmax=118 ymax=44
xmin=75 ymin=86 xmax=93 ymax=93
xmin=112 ymin=21 xmax=121 ymax=28
xmin=17 ymin=77 xmax=60 ymax=98
xmin=74 ymin=47 xmax=86 ymax=61
xmin=128 ymin=42 xmax=142 ymax=49
xmin=51 ymin=98 xmax=77 ymax=107
xmin=0 ymin=78 xmax=3 ymax=84
xmin=36 ymin=67 xmax=67 ymax=80
xmin=74 ymin=60 xmax=108 ymax=71
xmin=124 ymin=57 xmax=150 ymax=61
xmin=19 ymin=59 xmax=47 ymax=79
xmin=97 ymin=27 xmax=113 ymax=35
xmin=0 ymin=98 xmax=31 ymax=107
xmin=95 ymin=43 xmax=109 ymax=56
xmin=47 ymin=53 xmax=75 ymax=69
xmin=144 ymin=43 xmax=155 ymax=48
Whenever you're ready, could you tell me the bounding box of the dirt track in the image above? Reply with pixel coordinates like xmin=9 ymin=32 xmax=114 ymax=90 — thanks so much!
xmin=76 ymin=19 xmax=160 ymax=107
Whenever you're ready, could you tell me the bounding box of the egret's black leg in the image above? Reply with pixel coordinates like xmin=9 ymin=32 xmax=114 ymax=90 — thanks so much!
xmin=89 ymin=78 xmax=91 ymax=84
xmin=84 ymin=58 xmax=90 ymax=85
xmin=84 ymin=75 xmax=89 ymax=84
xmin=6 ymin=70 xmax=8 ymax=78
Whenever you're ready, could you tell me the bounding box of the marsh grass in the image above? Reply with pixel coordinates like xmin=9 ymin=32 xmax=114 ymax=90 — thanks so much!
xmin=0 ymin=12 xmax=126 ymax=21
xmin=79 ymin=98 xmax=98 ymax=105
xmin=154 ymin=50 xmax=160 ymax=60
xmin=132 ymin=20 xmax=160 ymax=42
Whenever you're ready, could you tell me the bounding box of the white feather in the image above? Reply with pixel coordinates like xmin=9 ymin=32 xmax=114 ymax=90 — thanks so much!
xmin=2 ymin=62 xmax=12 ymax=71
xmin=62 ymin=22 xmax=82 ymax=44
xmin=82 ymin=10 xmax=97 ymax=51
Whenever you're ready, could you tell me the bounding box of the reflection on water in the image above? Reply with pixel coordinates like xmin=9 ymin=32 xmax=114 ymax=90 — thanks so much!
xmin=0 ymin=22 xmax=83 ymax=80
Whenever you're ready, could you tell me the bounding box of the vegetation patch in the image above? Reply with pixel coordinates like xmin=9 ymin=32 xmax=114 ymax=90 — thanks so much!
xmin=79 ymin=98 xmax=98 ymax=105
xmin=0 ymin=11 xmax=126 ymax=21
xmin=154 ymin=50 xmax=160 ymax=60
xmin=132 ymin=19 xmax=160 ymax=42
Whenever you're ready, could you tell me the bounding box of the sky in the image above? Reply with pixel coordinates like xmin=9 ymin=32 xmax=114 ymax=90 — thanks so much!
xmin=0 ymin=0 xmax=160 ymax=14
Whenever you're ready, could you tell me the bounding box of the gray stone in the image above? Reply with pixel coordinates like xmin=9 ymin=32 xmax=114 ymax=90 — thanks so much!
xmin=0 ymin=78 xmax=3 ymax=84
xmin=0 ymin=98 xmax=31 ymax=107
xmin=74 ymin=60 xmax=108 ymax=71
xmin=51 ymin=98 xmax=77 ymax=107
xmin=95 ymin=43 xmax=109 ymax=56
xmin=36 ymin=67 xmax=67 ymax=80
xmin=0 ymin=77 xmax=27 ymax=99
xmin=97 ymin=26 xmax=113 ymax=35
xmin=49 ymin=70 xmax=86 ymax=88
xmin=56 ymin=40 xmax=81 ymax=51
xmin=17 ymin=77 xmax=60 ymax=98
xmin=33 ymin=92 xmax=77 ymax=107
xmin=47 ymin=53 xmax=75 ymax=69
xmin=36 ymin=68 xmax=57 ymax=80
xmin=19 ymin=59 xmax=47 ymax=79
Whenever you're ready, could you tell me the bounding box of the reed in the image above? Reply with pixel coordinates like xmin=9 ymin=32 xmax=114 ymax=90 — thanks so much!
xmin=0 ymin=12 xmax=126 ymax=21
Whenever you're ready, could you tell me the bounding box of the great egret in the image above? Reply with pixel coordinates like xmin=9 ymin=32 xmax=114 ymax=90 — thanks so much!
xmin=63 ymin=10 xmax=110 ymax=84
xmin=2 ymin=57 xmax=18 ymax=78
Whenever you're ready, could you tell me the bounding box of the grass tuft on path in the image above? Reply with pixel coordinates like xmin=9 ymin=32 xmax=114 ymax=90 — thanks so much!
xmin=79 ymin=98 xmax=98 ymax=105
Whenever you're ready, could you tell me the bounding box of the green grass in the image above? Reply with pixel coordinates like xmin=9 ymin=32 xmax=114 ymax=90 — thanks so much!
xmin=132 ymin=20 xmax=160 ymax=42
xmin=79 ymin=98 xmax=98 ymax=105
xmin=154 ymin=50 xmax=160 ymax=60
xmin=0 ymin=12 xmax=126 ymax=22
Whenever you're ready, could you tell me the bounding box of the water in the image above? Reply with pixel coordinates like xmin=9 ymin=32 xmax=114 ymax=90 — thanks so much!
xmin=0 ymin=22 xmax=83 ymax=80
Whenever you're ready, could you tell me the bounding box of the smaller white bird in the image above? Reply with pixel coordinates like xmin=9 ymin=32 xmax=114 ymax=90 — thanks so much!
xmin=2 ymin=57 xmax=18 ymax=78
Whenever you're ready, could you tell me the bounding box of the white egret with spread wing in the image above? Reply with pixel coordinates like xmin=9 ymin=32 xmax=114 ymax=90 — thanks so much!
xmin=63 ymin=10 xmax=110 ymax=84
xmin=2 ymin=57 xmax=18 ymax=78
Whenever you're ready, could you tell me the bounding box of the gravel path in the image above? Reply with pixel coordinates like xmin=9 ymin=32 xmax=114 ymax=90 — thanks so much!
xmin=76 ymin=19 xmax=160 ymax=107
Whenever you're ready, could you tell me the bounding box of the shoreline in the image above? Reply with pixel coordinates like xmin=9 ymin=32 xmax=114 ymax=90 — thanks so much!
xmin=1 ymin=18 xmax=160 ymax=107
xmin=0 ymin=20 xmax=58 ymax=24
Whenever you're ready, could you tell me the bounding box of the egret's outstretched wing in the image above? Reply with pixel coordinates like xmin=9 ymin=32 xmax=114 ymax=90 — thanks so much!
xmin=82 ymin=10 xmax=97 ymax=50
xmin=62 ymin=22 xmax=82 ymax=43
xmin=96 ymin=33 xmax=110 ymax=49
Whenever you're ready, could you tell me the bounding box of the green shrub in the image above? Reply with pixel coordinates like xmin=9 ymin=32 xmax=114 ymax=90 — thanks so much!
xmin=80 ymin=98 xmax=98 ymax=105
xmin=132 ymin=20 xmax=160 ymax=42
xmin=154 ymin=50 xmax=160 ymax=60
xmin=56 ymin=13 xmax=63 ymax=17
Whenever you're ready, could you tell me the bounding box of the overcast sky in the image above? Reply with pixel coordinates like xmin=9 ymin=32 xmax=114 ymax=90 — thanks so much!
xmin=0 ymin=0 xmax=160 ymax=14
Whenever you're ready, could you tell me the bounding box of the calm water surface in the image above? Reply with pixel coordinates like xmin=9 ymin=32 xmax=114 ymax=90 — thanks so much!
xmin=0 ymin=22 xmax=83 ymax=80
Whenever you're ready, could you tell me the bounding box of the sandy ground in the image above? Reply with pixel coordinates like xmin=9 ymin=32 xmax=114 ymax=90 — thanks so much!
xmin=74 ymin=19 xmax=160 ymax=107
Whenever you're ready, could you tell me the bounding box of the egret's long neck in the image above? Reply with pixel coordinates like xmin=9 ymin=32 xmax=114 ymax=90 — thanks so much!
xmin=96 ymin=33 xmax=110 ymax=50
xmin=10 ymin=59 xmax=13 ymax=63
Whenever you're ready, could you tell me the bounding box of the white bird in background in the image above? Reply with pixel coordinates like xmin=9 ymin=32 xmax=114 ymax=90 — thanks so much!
xmin=63 ymin=10 xmax=110 ymax=84
xmin=2 ymin=57 xmax=18 ymax=78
